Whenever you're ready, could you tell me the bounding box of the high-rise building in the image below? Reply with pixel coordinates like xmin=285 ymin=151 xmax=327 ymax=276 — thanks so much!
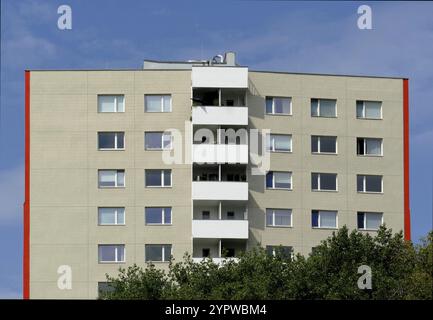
xmin=23 ymin=52 xmax=410 ymax=298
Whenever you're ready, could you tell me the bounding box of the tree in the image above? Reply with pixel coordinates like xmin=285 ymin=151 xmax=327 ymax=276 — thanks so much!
xmin=99 ymin=227 xmax=433 ymax=300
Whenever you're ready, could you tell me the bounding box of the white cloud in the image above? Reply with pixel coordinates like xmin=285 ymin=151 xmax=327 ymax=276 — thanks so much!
xmin=0 ymin=165 xmax=24 ymax=226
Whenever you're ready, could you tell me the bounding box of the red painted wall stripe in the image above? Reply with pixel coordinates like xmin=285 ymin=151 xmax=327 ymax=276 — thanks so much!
xmin=24 ymin=70 xmax=30 ymax=299
xmin=403 ymin=79 xmax=411 ymax=241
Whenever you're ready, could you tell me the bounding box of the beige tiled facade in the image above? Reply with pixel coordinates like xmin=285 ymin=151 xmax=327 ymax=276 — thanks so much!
xmin=28 ymin=65 xmax=406 ymax=298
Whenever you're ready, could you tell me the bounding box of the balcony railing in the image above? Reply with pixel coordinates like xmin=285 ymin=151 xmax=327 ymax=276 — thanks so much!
xmin=192 ymin=257 xmax=239 ymax=264
xmin=192 ymin=181 xmax=248 ymax=201
xmin=192 ymin=144 xmax=248 ymax=164
xmin=192 ymin=106 xmax=248 ymax=125
xmin=192 ymin=219 xmax=249 ymax=239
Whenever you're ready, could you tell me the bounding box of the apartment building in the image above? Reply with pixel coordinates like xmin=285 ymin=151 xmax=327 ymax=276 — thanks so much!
xmin=23 ymin=52 xmax=410 ymax=299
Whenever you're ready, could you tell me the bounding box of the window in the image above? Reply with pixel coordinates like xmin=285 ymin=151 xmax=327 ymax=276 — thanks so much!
xmin=145 ymin=207 xmax=172 ymax=225
xmin=266 ymin=246 xmax=293 ymax=259
xmin=145 ymin=244 xmax=172 ymax=262
xmin=98 ymin=132 xmax=124 ymax=150
xmin=266 ymin=134 xmax=292 ymax=152
xmin=98 ymin=208 xmax=125 ymax=225
xmin=202 ymin=248 xmax=210 ymax=257
xmin=311 ymin=98 xmax=337 ymax=117
xmin=266 ymin=209 xmax=292 ymax=227
xmin=202 ymin=211 xmax=210 ymax=220
xmin=145 ymin=169 xmax=172 ymax=187
xmin=98 ymin=245 xmax=125 ymax=263
xmin=311 ymin=136 xmax=337 ymax=154
xmin=145 ymin=132 xmax=172 ymax=150
xmin=226 ymin=211 xmax=235 ymax=220
xmin=357 ymin=138 xmax=383 ymax=156
xmin=224 ymin=248 xmax=236 ymax=257
xmin=266 ymin=171 xmax=292 ymax=190
xmin=358 ymin=212 xmax=383 ymax=230
xmin=145 ymin=95 xmax=171 ymax=112
xmin=265 ymin=97 xmax=291 ymax=115
xmin=98 ymin=170 xmax=125 ymax=188
xmin=311 ymin=173 xmax=338 ymax=191
xmin=98 ymin=95 xmax=124 ymax=113
xmin=357 ymin=101 xmax=382 ymax=119
xmin=357 ymin=175 xmax=383 ymax=193
xmin=312 ymin=210 xmax=337 ymax=229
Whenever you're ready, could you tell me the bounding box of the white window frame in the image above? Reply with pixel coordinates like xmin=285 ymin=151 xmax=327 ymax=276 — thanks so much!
xmin=145 ymin=95 xmax=172 ymax=112
xmin=267 ymin=134 xmax=292 ymax=153
xmin=145 ymin=169 xmax=172 ymax=188
xmin=358 ymin=212 xmax=383 ymax=231
xmin=98 ymin=244 xmax=125 ymax=263
xmin=266 ymin=171 xmax=293 ymax=190
xmin=312 ymin=210 xmax=338 ymax=229
xmin=266 ymin=209 xmax=292 ymax=227
xmin=145 ymin=244 xmax=172 ymax=262
xmin=145 ymin=207 xmax=172 ymax=225
xmin=358 ymin=175 xmax=383 ymax=193
xmin=265 ymin=97 xmax=292 ymax=115
xmin=98 ymin=132 xmax=125 ymax=150
xmin=357 ymin=100 xmax=383 ymax=120
xmin=145 ymin=132 xmax=173 ymax=150
xmin=98 ymin=170 xmax=125 ymax=188
xmin=98 ymin=207 xmax=125 ymax=226
xmin=311 ymin=98 xmax=337 ymax=118
xmin=312 ymin=136 xmax=338 ymax=154
xmin=97 ymin=95 xmax=125 ymax=113
xmin=312 ymin=173 xmax=338 ymax=192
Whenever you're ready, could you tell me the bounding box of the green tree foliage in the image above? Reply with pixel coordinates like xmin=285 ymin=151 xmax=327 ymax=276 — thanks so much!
xmin=100 ymin=226 xmax=433 ymax=300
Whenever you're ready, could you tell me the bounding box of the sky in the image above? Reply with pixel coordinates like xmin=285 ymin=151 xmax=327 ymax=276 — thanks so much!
xmin=0 ymin=0 xmax=432 ymax=298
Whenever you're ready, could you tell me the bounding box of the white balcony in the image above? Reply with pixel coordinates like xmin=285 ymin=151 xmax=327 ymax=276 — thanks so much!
xmin=192 ymin=220 xmax=249 ymax=239
xmin=192 ymin=144 xmax=248 ymax=164
xmin=192 ymin=106 xmax=248 ymax=125
xmin=192 ymin=66 xmax=248 ymax=88
xmin=192 ymin=257 xmax=239 ymax=264
xmin=192 ymin=181 xmax=248 ymax=201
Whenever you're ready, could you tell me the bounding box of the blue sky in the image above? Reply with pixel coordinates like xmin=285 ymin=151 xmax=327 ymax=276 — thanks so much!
xmin=0 ymin=0 xmax=432 ymax=298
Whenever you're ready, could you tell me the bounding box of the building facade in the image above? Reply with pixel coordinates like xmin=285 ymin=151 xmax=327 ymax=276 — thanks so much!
xmin=24 ymin=52 xmax=410 ymax=298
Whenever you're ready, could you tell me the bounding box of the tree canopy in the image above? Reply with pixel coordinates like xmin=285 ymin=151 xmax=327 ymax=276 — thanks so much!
xmin=100 ymin=226 xmax=433 ymax=300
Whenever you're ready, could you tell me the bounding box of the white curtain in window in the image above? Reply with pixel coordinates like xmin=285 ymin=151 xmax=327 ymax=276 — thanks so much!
xmin=274 ymin=135 xmax=291 ymax=151
xmin=366 ymin=213 xmax=382 ymax=229
xmin=366 ymin=139 xmax=382 ymax=155
xmin=320 ymin=211 xmax=337 ymax=228
xmin=146 ymin=96 xmax=162 ymax=112
xmin=98 ymin=96 xmax=116 ymax=112
xmin=365 ymin=101 xmax=381 ymax=118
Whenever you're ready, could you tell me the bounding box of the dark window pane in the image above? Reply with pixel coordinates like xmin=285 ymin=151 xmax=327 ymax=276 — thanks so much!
xmin=312 ymin=173 xmax=319 ymax=190
xmin=311 ymin=99 xmax=319 ymax=116
xmin=320 ymin=136 xmax=336 ymax=153
xmin=356 ymin=101 xmax=364 ymax=118
xmin=320 ymin=173 xmax=337 ymax=190
xmin=145 ymin=132 xmax=162 ymax=149
xmin=145 ymin=245 xmax=162 ymax=261
xmin=145 ymin=208 xmax=163 ymax=224
xmin=117 ymin=133 xmax=124 ymax=149
xmin=202 ymin=211 xmax=210 ymax=220
xmin=164 ymin=208 xmax=172 ymax=224
xmin=312 ymin=211 xmax=319 ymax=227
xmin=265 ymin=246 xmax=274 ymax=256
xmin=357 ymin=175 xmax=364 ymax=191
xmin=163 ymin=245 xmax=172 ymax=261
xmin=311 ymin=136 xmax=319 ymax=153
xmin=357 ymin=138 xmax=364 ymax=155
xmin=357 ymin=212 xmax=365 ymax=229
xmin=366 ymin=175 xmax=382 ymax=192
xmin=265 ymin=98 xmax=273 ymax=113
xmin=163 ymin=170 xmax=171 ymax=186
xmin=146 ymin=170 xmax=162 ymax=186
xmin=266 ymin=172 xmax=273 ymax=188
xmin=98 ymin=133 xmax=116 ymax=149
xmin=202 ymin=248 xmax=210 ymax=257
